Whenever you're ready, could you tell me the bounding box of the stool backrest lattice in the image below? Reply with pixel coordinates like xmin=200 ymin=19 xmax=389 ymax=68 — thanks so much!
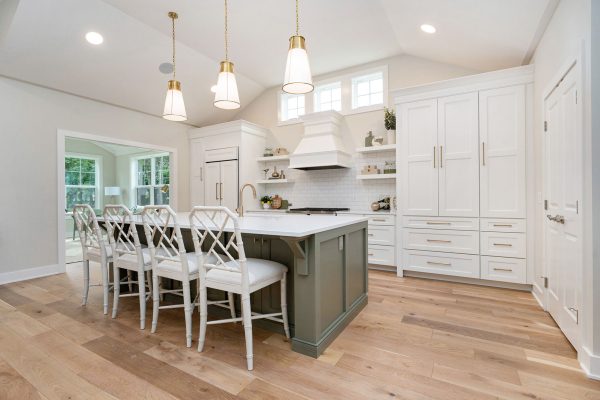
xmin=73 ymin=204 xmax=107 ymax=259
xmin=141 ymin=205 xmax=190 ymax=275
xmin=189 ymin=206 xmax=249 ymax=288
xmin=103 ymin=205 xmax=142 ymax=261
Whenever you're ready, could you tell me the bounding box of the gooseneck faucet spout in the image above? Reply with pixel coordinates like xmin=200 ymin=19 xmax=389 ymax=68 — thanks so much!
xmin=237 ymin=183 xmax=257 ymax=217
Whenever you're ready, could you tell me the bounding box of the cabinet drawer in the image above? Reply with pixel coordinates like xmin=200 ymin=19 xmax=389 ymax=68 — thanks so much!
xmin=368 ymin=244 xmax=395 ymax=266
xmin=402 ymin=216 xmax=478 ymax=231
xmin=481 ymin=256 xmax=526 ymax=284
xmin=367 ymin=215 xmax=395 ymax=226
xmin=403 ymin=229 xmax=479 ymax=255
xmin=480 ymin=218 xmax=526 ymax=233
xmin=404 ymin=250 xmax=479 ymax=278
xmin=367 ymin=225 xmax=395 ymax=246
xmin=480 ymin=232 xmax=526 ymax=258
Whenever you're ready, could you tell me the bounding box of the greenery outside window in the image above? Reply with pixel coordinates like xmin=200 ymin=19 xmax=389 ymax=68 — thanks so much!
xmin=65 ymin=155 xmax=99 ymax=210
xmin=134 ymin=154 xmax=170 ymax=206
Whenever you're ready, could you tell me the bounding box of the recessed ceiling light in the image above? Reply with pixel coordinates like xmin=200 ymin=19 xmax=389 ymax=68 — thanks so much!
xmin=85 ymin=31 xmax=104 ymax=45
xmin=210 ymin=85 xmax=217 ymax=93
xmin=420 ymin=24 xmax=436 ymax=34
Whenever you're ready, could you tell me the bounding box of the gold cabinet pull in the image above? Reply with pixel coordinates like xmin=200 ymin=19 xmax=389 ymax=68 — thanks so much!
xmin=372 ymin=218 xmax=386 ymax=222
xmin=426 ymin=221 xmax=451 ymax=225
xmin=368 ymin=253 xmax=374 ymax=256
xmin=493 ymin=224 xmax=513 ymax=227
xmin=368 ymin=233 xmax=374 ymax=237
xmin=493 ymin=267 xmax=513 ymax=272
xmin=439 ymin=145 xmax=443 ymax=168
xmin=427 ymin=261 xmax=452 ymax=266
xmin=493 ymin=243 xmax=513 ymax=247
xmin=482 ymin=142 xmax=486 ymax=166
xmin=427 ymin=239 xmax=452 ymax=243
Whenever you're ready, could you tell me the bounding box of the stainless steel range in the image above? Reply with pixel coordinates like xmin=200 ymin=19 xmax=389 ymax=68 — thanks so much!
xmin=287 ymin=207 xmax=350 ymax=215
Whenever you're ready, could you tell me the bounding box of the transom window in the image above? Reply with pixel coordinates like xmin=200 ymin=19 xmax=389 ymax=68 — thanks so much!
xmin=65 ymin=156 xmax=99 ymax=210
xmin=134 ymin=154 xmax=170 ymax=206
xmin=314 ymin=82 xmax=342 ymax=112
xmin=351 ymin=72 xmax=384 ymax=109
xmin=280 ymin=93 xmax=305 ymax=121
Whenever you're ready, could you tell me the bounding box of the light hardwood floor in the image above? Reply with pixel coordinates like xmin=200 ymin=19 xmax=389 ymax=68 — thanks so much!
xmin=1 ymin=264 xmax=599 ymax=399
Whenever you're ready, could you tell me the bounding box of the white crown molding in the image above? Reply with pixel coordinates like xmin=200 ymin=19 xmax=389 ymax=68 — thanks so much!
xmin=188 ymin=119 xmax=269 ymax=139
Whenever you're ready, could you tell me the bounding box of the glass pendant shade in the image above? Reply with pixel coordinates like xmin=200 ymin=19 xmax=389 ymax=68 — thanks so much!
xmin=214 ymin=61 xmax=240 ymax=110
xmin=163 ymin=80 xmax=187 ymax=121
xmin=282 ymin=35 xmax=313 ymax=94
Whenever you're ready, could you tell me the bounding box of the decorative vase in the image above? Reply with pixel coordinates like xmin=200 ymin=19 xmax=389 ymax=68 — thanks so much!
xmin=387 ymin=130 xmax=396 ymax=145
xmin=262 ymin=202 xmax=271 ymax=209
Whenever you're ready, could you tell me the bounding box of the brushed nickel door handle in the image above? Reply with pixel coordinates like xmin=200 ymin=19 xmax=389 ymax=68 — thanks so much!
xmin=493 ymin=267 xmax=513 ymax=272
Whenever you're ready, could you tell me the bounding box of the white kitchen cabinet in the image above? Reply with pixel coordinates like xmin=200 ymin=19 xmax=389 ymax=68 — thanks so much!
xmin=479 ymin=85 xmax=526 ymax=218
xmin=394 ymin=66 xmax=533 ymax=286
xmin=400 ymin=99 xmax=438 ymax=216
xmin=438 ymin=92 xmax=480 ymax=217
xmin=189 ymin=120 xmax=268 ymax=211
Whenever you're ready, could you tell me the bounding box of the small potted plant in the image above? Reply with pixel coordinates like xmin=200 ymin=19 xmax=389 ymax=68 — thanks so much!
xmin=260 ymin=195 xmax=272 ymax=209
xmin=384 ymin=107 xmax=396 ymax=145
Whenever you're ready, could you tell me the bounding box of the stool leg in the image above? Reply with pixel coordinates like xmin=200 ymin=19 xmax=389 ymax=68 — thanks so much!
xmin=127 ymin=270 xmax=133 ymax=293
xmin=138 ymin=268 xmax=146 ymax=330
xmin=241 ymin=294 xmax=254 ymax=370
xmin=281 ymin=274 xmax=290 ymax=339
xmin=101 ymin=260 xmax=110 ymax=315
xmin=183 ymin=280 xmax=193 ymax=348
xmin=112 ymin=265 xmax=120 ymax=319
xmin=197 ymin=279 xmax=208 ymax=352
xmin=151 ymin=271 xmax=160 ymax=333
xmin=82 ymin=259 xmax=90 ymax=306
xmin=228 ymin=292 xmax=236 ymax=321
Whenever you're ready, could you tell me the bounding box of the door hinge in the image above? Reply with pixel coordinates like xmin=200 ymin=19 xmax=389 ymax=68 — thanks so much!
xmin=543 ymin=276 xmax=548 ymax=288
xmin=544 ymin=199 xmax=548 ymax=210
xmin=544 ymin=121 xmax=548 ymax=132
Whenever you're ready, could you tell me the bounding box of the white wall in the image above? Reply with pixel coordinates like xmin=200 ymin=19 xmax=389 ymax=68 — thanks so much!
xmin=529 ymin=0 xmax=598 ymax=376
xmin=0 ymin=76 xmax=190 ymax=277
xmin=234 ymin=55 xmax=477 ymax=207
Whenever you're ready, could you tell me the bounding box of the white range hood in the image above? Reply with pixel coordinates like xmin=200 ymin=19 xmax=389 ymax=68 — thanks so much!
xmin=289 ymin=110 xmax=352 ymax=170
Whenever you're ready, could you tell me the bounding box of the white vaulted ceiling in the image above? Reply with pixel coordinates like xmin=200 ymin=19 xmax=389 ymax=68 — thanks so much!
xmin=0 ymin=0 xmax=557 ymax=126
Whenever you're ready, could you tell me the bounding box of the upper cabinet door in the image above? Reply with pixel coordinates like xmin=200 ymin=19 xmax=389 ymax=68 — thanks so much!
xmin=480 ymin=85 xmax=526 ymax=218
xmin=220 ymin=160 xmax=239 ymax=212
xmin=437 ymin=92 xmax=480 ymax=217
xmin=399 ymin=99 xmax=439 ymax=216
xmin=204 ymin=162 xmax=221 ymax=207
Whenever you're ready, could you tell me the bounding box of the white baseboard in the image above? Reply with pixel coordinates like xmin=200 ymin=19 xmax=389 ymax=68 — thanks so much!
xmin=580 ymin=346 xmax=600 ymax=380
xmin=0 ymin=264 xmax=64 ymax=285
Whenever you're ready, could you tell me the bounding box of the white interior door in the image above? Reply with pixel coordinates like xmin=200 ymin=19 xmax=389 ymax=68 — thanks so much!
xmin=544 ymin=65 xmax=582 ymax=349
xmin=204 ymin=162 xmax=221 ymax=207
xmin=437 ymin=92 xmax=479 ymax=217
xmin=480 ymin=85 xmax=526 ymax=218
xmin=399 ymin=99 xmax=439 ymax=216
xmin=220 ymin=160 xmax=239 ymax=212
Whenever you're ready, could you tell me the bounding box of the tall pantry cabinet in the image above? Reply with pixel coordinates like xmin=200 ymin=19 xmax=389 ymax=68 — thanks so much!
xmin=189 ymin=120 xmax=267 ymax=211
xmin=395 ymin=66 xmax=534 ymax=285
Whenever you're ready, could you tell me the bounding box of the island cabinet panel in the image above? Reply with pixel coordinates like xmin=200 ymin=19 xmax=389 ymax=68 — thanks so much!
xmin=318 ymin=236 xmax=346 ymax=333
xmin=346 ymin=229 xmax=368 ymax=308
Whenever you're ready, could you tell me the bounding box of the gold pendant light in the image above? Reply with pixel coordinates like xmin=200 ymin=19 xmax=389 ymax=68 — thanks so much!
xmin=163 ymin=11 xmax=187 ymax=121
xmin=282 ymin=0 xmax=313 ymax=94
xmin=214 ymin=0 xmax=240 ymax=110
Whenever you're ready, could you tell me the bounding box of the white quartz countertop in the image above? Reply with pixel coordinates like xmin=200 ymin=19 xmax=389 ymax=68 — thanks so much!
xmin=114 ymin=212 xmax=368 ymax=238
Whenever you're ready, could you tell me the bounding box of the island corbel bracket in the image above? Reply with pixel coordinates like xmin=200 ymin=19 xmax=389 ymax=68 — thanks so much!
xmin=280 ymin=236 xmax=310 ymax=276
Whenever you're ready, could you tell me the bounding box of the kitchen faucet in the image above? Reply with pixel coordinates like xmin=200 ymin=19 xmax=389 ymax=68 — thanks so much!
xmin=237 ymin=183 xmax=257 ymax=217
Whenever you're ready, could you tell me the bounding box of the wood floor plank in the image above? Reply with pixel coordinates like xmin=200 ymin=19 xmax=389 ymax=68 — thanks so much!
xmin=0 ymin=326 xmax=116 ymax=400
xmin=38 ymin=312 xmax=103 ymax=345
xmin=237 ymin=379 xmax=313 ymax=400
xmin=31 ymin=331 xmax=179 ymax=400
xmin=0 ymin=358 xmax=46 ymax=400
xmin=84 ymin=335 xmax=236 ymax=399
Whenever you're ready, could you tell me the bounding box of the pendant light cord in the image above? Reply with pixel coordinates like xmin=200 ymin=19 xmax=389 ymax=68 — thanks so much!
xmin=225 ymin=0 xmax=229 ymax=61
xmin=296 ymin=0 xmax=299 ymax=36
xmin=171 ymin=14 xmax=176 ymax=79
